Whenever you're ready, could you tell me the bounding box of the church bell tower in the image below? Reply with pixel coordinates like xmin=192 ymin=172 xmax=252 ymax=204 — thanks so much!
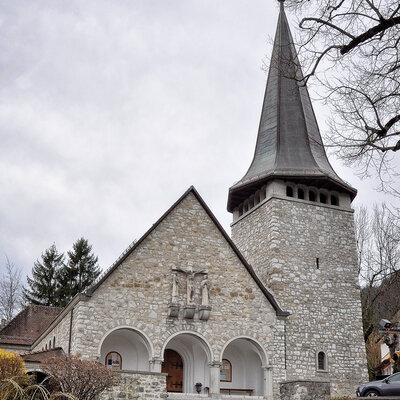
xmin=228 ymin=1 xmax=367 ymax=396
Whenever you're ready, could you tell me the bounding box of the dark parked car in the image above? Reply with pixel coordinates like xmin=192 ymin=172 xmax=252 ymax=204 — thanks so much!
xmin=357 ymin=372 xmax=400 ymax=397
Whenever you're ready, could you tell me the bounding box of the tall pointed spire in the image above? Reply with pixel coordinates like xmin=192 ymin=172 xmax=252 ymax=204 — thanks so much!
xmin=227 ymin=3 xmax=356 ymax=212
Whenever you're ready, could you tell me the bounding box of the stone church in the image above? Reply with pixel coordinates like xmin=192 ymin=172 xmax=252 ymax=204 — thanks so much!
xmin=2 ymin=2 xmax=368 ymax=399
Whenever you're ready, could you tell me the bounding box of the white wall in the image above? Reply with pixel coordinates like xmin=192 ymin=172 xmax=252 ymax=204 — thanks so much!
xmin=100 ymin=328 xmax=150 ymax=371
xmin=221 ymin=339 xmax=263 ymax=396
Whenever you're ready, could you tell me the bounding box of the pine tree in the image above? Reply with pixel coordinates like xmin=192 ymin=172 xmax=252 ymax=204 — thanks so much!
xmin=58 ymin=238 xmax=100 ymax=305
xmin=23 ymin=244 xmax=64 ymax=306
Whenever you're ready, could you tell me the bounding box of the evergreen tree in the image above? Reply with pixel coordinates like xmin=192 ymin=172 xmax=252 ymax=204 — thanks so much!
xmin=24 ymin=244 xmax=64 ymax=306
xmin=58 ymin=238 xmax=100 ymax=305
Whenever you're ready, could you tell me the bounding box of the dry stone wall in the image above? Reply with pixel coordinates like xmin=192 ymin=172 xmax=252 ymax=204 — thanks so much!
xmin=232 ymin=195 xmax=368 ymax=397
xmin=101 ymin=371 xmax=167 ymax=400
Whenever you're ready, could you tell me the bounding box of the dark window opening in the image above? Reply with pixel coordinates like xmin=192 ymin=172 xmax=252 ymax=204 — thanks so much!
xmin=320 ymin=193 xmax=327 ymax=204
xmin=331 ymin=195 xmax=339 ymax=206
xmin=298 ymin=188 xmax=304 ymax=200
xmin=316 ymin=258 xmax=320 ymax=269
xmin=286 ymin=186 xmax=294 ymax=197
xmin=309 ymin=191 xmax=316 ymax=202
xmin=318 ymin=351 xmax=326 ymax=370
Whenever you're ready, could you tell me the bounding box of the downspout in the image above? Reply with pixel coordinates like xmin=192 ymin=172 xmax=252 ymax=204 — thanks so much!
xmin=68 ymin=308 xmax=74 ymax=355
xmin=284 ymin=318 xmax=287 ymax=370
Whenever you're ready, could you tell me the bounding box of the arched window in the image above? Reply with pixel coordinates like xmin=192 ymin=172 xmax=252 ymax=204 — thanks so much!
xmin=317 ymin=351 xmax=327 ymax=371
xmin=49 ymin=340 xmax=52 ymax=349
xmin=319 ymin=193 xmax=327 ymax=204
xmin=105 ymin=351 xmax=122 ymax=370
xmin=331 ymin=195 xmax=339 ymax=206
xmin=53 ymin=336 xmax=56 ymax=348
xmin=298 ymin=188 xmax=305 ymax=200
xmin=309 ymin=191 xmax=316 ymax=202
xmin=220 ymin=359 xmax=232 ymax=382
xmin=286 ymin=186 xmax=294 ymax=197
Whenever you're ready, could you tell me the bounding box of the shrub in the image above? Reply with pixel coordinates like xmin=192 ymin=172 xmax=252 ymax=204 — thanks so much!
xmin=0 ymin=377 xmax=78 ymax=400
xmin=42 ymin=354 xmax=118 ymax=400
xmin=0 ymin=349 xmax=26 ymax=381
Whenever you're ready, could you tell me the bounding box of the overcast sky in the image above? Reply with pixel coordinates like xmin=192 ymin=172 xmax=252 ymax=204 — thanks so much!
xmin=0 ymin=0 xmax=398 ymax=281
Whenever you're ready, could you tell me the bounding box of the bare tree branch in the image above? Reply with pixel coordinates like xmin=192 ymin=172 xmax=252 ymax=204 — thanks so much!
xmin=0 ymin=257 xmax=22 ymax=323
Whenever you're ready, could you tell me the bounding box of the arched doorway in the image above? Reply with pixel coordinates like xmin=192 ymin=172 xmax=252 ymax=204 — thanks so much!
xmin=162 ymin=349 xmax=183 ymax=392
xmin=220 ymin=337 xmax=267 ymax=396
xmin=99 ymin=328 xmax=152 ymax=371
xmin=162 ymin=332 xmax=212 ymax=394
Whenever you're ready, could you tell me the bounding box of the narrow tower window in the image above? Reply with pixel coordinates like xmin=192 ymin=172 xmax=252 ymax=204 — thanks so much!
xmin=315 ymin=258 xmax=320 ymax=269
xmin=317 ymin=351 xmax=327 ymax=371
xmin=298 ymin=188 xmax=304 ymax=200
xmin=320 ymin=193 xmax=327 ymax=204
xmin=286 ymin=186 xmax=294 ymax=197
xmin=309 ymin=191 xmax=316 ymax=202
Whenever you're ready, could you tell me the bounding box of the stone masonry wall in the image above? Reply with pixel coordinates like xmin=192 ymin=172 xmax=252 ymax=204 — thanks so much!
xmin=280 ymin=380 xmax=330 ymax=400
xmin=34 ymin=192 xmax=286 ymax=398
xmin=34 ymin=306 xmax=79 ymax=353
xmin=101 ymin=371 xmax=167 ymax=400
xmin=232 ymin=195 xmax=368 ymax=397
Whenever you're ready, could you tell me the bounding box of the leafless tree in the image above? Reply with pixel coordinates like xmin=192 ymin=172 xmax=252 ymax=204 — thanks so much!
xmin=355 ymin=204 xmax=400 ymax=343
xmin=283 ymin=0 xmax=400 ymax=191
xmin=0 ymin=258 xmax=22 ymax=324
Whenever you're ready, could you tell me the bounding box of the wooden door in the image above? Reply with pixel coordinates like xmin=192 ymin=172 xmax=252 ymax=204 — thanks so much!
xmin=162 ymin=349 xmax=183 ymax=392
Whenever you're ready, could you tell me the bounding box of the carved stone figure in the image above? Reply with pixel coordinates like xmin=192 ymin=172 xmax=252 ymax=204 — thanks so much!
xmin=186 ymin=272 xmax=194 ymax=305
xmin=201 ymin=277 xmax=210 ymax=306
xmin=172 ymin=273 xmax=179 ymax=303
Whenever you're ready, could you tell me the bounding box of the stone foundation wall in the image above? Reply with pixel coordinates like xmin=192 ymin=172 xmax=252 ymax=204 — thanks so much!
xmin=101 ymin=371 xmax=167 ymax=400
xmin=280 ymin=380 xmax=330 ymax=400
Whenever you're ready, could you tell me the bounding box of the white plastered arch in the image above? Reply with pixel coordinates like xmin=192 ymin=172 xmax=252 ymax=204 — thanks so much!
xmin=219 ymin=335 xmax=269 ymax=368
xmin=160 ymin=330 xmax=213 ymax=362
xmin=97 ymin=325 xmax=154 ymax=361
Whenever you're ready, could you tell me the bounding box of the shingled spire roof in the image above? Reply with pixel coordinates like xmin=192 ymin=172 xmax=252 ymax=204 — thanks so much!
xmin=227 ymin=1 xmax=356 ymax=212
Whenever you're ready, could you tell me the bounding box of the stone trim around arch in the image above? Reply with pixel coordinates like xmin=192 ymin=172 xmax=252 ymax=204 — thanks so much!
xmin=219 ymin=336 xmax=269 ymax=368
xmin=97 ymin=326 xmax=154 ymax=361
xmin=160 ymin=330 xmax=214 ymax=362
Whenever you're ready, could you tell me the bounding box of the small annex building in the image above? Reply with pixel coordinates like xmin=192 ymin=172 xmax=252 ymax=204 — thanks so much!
xmin=1 ymin=2 xmax=368 ymax=400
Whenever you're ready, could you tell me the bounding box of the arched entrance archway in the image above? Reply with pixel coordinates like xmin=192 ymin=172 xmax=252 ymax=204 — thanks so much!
xmin=162 ymin=332 xmax=212 ymax=394
xmin=220 ymin=337 xmax=267 ymax=396
xmin=100 ymin=328 xmax=152 ymax=371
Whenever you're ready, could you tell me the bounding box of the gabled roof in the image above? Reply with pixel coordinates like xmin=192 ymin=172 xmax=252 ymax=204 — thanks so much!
xmin=87 ymin=186 xmax=289 ymax=317
xmin=22 ymin=347 xmax=64 ymax=363
xmin=0 ymin=305 xmax=63 ymax=346
xmin=227 ymin=2 xmax=356 ymax=212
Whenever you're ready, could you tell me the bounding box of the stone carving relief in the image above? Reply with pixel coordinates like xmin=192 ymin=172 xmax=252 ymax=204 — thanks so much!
xmin=168 ymin=265 xmax=211 ymax=320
